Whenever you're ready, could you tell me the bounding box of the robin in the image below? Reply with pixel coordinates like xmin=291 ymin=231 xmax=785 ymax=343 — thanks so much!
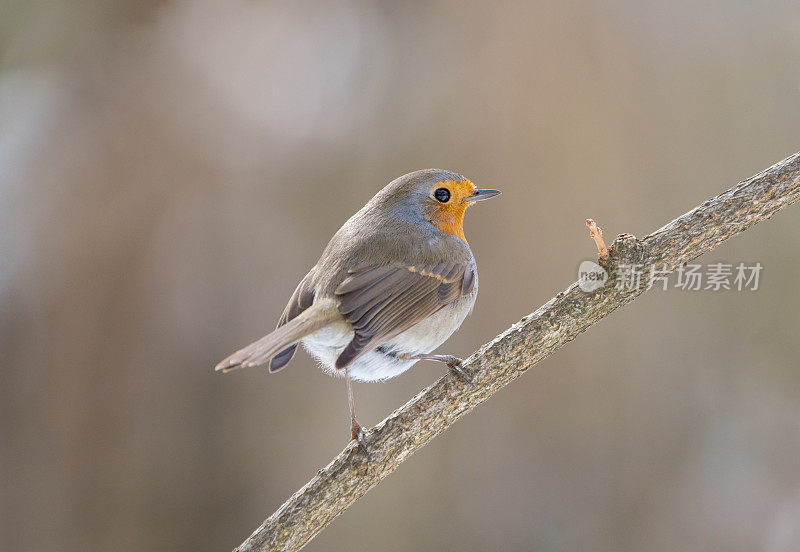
xmin=215 ymin=169 xmax=500 ymax=455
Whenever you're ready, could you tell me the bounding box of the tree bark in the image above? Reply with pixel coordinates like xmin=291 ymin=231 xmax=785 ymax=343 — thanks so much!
xmin=234 ymin=152 xmax=800 ymax=552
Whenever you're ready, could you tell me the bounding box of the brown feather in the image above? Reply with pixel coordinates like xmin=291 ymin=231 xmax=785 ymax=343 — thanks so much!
xmin=333 ymin=262 xmax=472 ymax=368
xmin=215 ymin=299 xmax=337 ymax=373
xmin=268 ymin=267 xmax=316 ymax=372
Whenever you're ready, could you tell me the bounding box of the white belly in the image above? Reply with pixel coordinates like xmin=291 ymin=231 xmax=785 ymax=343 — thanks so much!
xmin=301 ymin=294 xmax=475 ymax=382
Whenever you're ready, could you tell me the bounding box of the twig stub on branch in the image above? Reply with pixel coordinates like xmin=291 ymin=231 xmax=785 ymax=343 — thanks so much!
xmin=585 ymin=218 xmax=610 ymax=258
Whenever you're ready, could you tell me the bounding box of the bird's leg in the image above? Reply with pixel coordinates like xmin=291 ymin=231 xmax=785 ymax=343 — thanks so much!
xmin=397 ymin=353 xmax=476 ymax=388
xmin=345 ymin=368 xmax=371 ymax=460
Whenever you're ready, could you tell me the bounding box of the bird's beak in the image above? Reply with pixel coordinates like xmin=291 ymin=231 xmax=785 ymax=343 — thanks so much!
xmin=464 ymin=188 xmax=501 ymax=203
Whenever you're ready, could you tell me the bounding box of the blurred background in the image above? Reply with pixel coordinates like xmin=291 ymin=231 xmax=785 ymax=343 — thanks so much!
xmin=2 ymin=1 xmax=800 ymax=551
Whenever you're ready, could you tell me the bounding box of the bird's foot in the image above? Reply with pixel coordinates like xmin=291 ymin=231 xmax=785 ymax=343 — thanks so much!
xmin=350 ymin=419 xmax=372 ymax=462
xmin=441 ymin=355 xmax=476 ymax=389
xmin=398 ymin=352 xmax=476 ymax=388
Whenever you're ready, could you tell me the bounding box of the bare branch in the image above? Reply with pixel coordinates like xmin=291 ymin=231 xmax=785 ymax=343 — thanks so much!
xmin=234 ymin=152 xmax=800 ymax=552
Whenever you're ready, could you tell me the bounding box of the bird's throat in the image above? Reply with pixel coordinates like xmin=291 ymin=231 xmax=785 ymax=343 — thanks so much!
xmin=432 ymin=203 xmax=468 ymax=243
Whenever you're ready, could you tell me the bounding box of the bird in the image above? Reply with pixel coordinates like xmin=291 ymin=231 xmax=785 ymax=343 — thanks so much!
xmin=215 ymin=169 xmax=500 ymax=455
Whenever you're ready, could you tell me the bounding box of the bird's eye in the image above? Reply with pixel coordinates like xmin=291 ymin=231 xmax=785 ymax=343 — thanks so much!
xmin=433 ymin=187 xmax=451 ymax=203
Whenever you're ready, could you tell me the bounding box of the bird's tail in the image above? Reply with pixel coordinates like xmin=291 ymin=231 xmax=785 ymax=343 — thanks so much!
xmin=215 ymin=300 xmax=338 ymax=373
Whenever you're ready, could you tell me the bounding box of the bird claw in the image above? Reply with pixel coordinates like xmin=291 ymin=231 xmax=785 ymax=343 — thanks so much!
xmin=351 ymin=419 xmax=372 ymax=462
xmin=444 ymin=356 xmax=476 ymax=389
xmin=397 ymin=352 xmax=476 ymax=389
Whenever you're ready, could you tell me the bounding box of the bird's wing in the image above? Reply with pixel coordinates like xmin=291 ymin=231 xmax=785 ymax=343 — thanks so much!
xmin=268 ymin=266 xmax=317 ymax=371
xmin=333 ymin=262 xmax=474 ymax=368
